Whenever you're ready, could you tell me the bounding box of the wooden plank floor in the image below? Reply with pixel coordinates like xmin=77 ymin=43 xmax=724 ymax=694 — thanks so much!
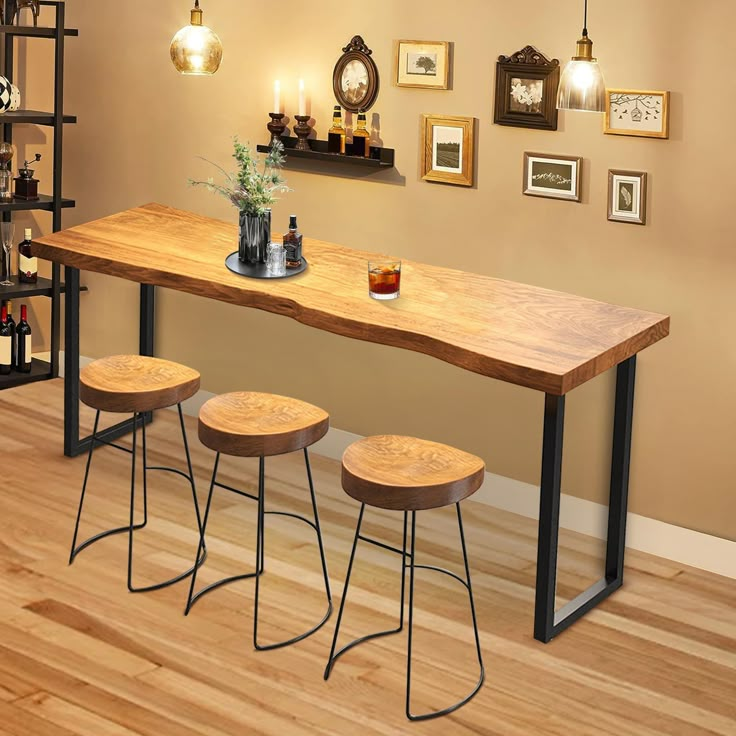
xmin=1 ymin=380 xmax=734 ymax=735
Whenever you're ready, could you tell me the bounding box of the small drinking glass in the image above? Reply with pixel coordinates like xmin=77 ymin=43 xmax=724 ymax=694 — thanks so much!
xmin=266 ymin=241 xmax=286 ymax=277
xmin=368 ymin=260 xmax=401 ymax=300
xmin=0 ymin=222 xmax=14 ymax=286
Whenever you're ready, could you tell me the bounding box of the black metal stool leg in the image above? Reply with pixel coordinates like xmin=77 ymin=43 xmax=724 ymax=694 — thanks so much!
xmin=69 ymin=409 xmax=101 ymax=564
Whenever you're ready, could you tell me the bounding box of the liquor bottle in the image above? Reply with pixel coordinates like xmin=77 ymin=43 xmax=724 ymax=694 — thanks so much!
xmin=328 ymin=105 xmax=346 ymax=154
xmin=16 ymin=303 xmax=31 ymax=373
xmin=0 ymin=305 xmax=11 ymax=375
xmin=3 ymin=300 xmax=16 ymax=369
xmin=282 ymin=215 xmax=303 ymax=269
xmin=18 ymin=228 xmax=37 ymax=283
xmin=352 ymin=112 xmax=370 ymax=157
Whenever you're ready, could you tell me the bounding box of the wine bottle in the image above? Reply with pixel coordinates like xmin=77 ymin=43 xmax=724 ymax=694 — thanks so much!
xmin=15 ymin=303 xmax=31 ymax=373
xmin=3 ymin=299 xmax=16 ymax=369
xmin=282 ymin=215 xmax=303 ymax=269
xmin=18 ymin=228 xmax=37 ymax=284
xmin=0 ymin=304 xmax=11 ymax=375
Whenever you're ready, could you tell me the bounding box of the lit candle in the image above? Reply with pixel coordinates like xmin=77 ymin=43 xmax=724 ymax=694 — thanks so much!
xmin=298 ymin=79 xmax=306 ymax=116
xmin=273 ymin=80 xmax=281 ymax=114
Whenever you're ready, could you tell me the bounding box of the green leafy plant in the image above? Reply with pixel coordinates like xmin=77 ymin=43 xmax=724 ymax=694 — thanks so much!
xmin=189 ymin=137 xmax=289 ymax=216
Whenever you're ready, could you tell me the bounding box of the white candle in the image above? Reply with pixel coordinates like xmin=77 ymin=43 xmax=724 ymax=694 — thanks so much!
xmin=273 ymin=80 xmax=281 ymax=114
xmin=298 ymin=79 xmax=306 ymax=116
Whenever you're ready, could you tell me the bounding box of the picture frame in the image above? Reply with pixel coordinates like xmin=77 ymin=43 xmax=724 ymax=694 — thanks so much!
xmin=395 ymin=40 xmax=450 ymax=90
xmin=604 ymin=89 xmax=670 ymax=139
xmin=420 ymin=114 xmax=475 ymax=187
xmin=523 ymin=152 xmax=582 ymax=201
xmin=332 ymin=35 xmax=380 ymax=114
xmin=608 ymin=170 xmax=647 ymax=225
xmin=494 ymin=45 xmax=560 ymax=131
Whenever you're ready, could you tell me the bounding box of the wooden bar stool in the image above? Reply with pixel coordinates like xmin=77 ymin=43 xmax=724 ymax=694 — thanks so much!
xmin=185 ymin=391 xmax=333 ymax=651
xmin=69 ymin=355 xmax=206 ymax=593
xmin=324 ymin=435 xmax=486 ymax=721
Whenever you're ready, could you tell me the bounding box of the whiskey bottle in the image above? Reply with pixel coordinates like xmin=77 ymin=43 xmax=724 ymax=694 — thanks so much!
xmin=328 ymin=105 xmax=346 ymax=154
xmin=352 ymin=112 xmax=370 ymax=157
xmin=282 ymin=215 xmax=303 ymax=269
xmin=18 ymin=228 xmax=37 ymax=284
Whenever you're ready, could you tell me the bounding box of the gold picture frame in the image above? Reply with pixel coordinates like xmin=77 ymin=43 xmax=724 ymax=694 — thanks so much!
xmin=608 ymin=170 xmax=647 ymax=225
xmin=604 ymin=89 xmax=670 ymax=139
xmin=420 ymin=114 xmax=474 ymax=187
xmin=395 ymin=40 xmax=450 ymax=89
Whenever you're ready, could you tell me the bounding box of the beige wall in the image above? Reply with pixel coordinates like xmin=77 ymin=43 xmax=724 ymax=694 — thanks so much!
xmin=32 ymin=0 xmax=736 ymax=539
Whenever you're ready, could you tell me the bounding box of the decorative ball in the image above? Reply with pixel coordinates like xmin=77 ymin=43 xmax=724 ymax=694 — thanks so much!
xmin=9 ymin=85 xmax=20 ymax=112
xmin=0 ymin=76 xmax=13 ymax=114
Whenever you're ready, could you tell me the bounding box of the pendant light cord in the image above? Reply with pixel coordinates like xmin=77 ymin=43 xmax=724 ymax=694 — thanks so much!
xmin=583 ymin=0 xmax=588 ymax=36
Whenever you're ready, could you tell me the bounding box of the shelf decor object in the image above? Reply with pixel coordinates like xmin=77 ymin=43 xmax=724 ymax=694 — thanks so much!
xmin=557 ymin=0 xmax=606 ymax=112
xmin=293 ymin=115 xmax=311 ymax=151
xmin=0 ymin=74 xmax=13 ymax=112
xmin=14 ymin=152 xmax=41 ymax=200
xmin=494 ymin=46 xmax=560 ymax=131
xmin=608 ymin=170 xmax=647 ymax=225
xmin=170 ymin=0 xmax=222 ymax=76
xmin=189 ymin=138 xmax=288 ymax=265
xmin=0 ymin=142 xmax=12 ymax=200
xmin=333 ymin=35 xmax=379 ymax=113
xmin=604 ymin=89 xmax=670 ymax=138
xmin=13 ymin=0 xmax=40 ymax=27
xmin=420 ymin=113 xmax=475 ymax=187
xmin=395 ymin=40 xmax=450 ymax=90
xmin=523 ymin=152 xmax=582 ymax=202
xmin=266 ymin=112 xmax=286 ymax=146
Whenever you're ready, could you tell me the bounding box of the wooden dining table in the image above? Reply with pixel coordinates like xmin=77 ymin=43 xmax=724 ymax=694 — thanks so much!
xmin=33 ymin=202 xmax=670 ymax=643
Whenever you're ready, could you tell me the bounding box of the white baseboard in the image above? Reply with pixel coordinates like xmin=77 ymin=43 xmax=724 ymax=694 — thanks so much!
xmin=55 ymin=355 xmax=736 ymax=579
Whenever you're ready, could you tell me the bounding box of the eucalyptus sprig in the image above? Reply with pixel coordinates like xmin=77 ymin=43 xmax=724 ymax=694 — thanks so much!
xmin=189 ymin=137 xmax=290 ymax=216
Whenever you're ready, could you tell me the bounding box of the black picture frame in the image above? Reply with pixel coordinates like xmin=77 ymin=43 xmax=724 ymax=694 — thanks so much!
xmin=332 ymin=35 xmax=380 ymax=113
xmin=494 ymin=45 xmax=560 ymax=131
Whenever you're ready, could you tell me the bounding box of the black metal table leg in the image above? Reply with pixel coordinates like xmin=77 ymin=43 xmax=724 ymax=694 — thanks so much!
xmin=534 ymin=355 xmax=637 ymax=643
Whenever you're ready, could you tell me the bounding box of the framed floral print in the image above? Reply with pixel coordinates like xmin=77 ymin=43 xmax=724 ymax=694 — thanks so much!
xmin=523 ymin=152 xmax=582 ymax=201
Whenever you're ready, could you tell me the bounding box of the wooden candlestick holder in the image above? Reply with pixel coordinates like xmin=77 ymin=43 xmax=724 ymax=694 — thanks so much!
xmin=294 ymin=115 xmax=312 ymax=151
xmin=267 ymin=113 xmax=286 ymax=146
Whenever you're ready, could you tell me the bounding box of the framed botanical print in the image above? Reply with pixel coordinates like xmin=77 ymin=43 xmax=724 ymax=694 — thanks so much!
xmin=608 ymin=170 xmax=647 ymax=224
xmin=523 ymin=152 xmax=582 ymax=201
xmin=395 ymin=40 xmax=450 ymax=89
xmin=420 ymin=114 xmax=475 ymax=187
xmin=604 ymin=90 xmax=670 ymax=138
xmin=494 ymin=45 xmax=560 ymax=131
xmin=332 ymin=35 xmax=380 ymax=113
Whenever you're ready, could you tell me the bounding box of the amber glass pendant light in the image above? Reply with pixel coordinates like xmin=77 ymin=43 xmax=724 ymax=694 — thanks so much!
xmin=557 ymin=0 xmax=606 ymax=112
xmin=170 ymin=0 xmax=223 ymax=75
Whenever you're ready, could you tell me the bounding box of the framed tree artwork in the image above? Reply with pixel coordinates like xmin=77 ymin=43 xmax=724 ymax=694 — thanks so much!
xmin=332 ymin=35 xmax=380 ymax=113
xmin=395 ymin=40 xmax=450 ymax=89
xmin=420 ymin=114 xmax=475 ymax=187
xmin=494 ymin=45 xmax=560 ymax=131
xmin=608 ymin=170 xmax=647 ymax=224
xmin=604 ymin=90 xmax=670 ymax=138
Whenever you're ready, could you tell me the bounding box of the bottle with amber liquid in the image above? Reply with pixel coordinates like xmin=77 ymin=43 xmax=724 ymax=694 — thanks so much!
xmin=283 ymin=215 xmax=303 ymax=269
xmin=352 ymin=112 xmax=371 ymax=157
xmin=18 ymin=228 xmax=37 ymax=283
xmin=328 ymin=105 xmax=346 ymax=154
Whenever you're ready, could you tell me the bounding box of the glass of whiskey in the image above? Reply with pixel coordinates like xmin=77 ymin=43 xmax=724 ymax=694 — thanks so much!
xmin=368 ymin=260 xmax=401 ymax=300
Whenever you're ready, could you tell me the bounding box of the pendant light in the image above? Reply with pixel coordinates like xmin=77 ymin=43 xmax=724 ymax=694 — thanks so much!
xmin=170 ymin=1 xmax=223 ymax=76
xmin=557 ymin=0 xmax=606 ymax=112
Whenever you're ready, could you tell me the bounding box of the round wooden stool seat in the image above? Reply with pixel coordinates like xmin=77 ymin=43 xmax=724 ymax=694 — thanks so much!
xmin=342 ymin=435 xmax=485 ymax=511
xmin=198 ymin=392 xmax=329 ymax=457
xmin=80 ymin=355 xmax=200 ymax=413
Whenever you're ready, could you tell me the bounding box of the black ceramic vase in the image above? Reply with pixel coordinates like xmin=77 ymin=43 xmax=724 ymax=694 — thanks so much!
xmin=238 ymin=209 xmax=271 ymax=264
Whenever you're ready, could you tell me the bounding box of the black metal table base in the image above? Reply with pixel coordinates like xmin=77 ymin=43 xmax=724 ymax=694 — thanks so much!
xmin=69 ymin=404 xmax=207 ymax=593
xmin=325 ymin=503 xmax=484 ymax=721
xmin=185 ymin=448 xmax=333 ymax=651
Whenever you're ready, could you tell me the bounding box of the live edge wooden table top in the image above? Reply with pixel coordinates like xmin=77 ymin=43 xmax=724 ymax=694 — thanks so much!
xmin=34 ymin=202 xmax=669 ymax=395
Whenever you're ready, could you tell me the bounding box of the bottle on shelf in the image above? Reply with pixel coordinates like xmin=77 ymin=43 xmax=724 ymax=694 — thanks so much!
xmin=3 ymin=300 xmax=16 ymax=369
xmin=352 ymin=112 xmax=371 ymax=157
xmin=328 ymin=105 xmax=346 ymax=155
xmin=0 ymin=304 xmax=12 ymax=375
xmin=283 ymin=215 xmax=303 ymax=269
xmin=18 ymin=228 xmax=37 ymax=284
xmin=16 ymin=304 xmax=31 ymax=373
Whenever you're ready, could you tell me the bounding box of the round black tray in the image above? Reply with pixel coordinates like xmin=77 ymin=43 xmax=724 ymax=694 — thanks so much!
xmin=225 ymin=252 xmax=308 ymax=279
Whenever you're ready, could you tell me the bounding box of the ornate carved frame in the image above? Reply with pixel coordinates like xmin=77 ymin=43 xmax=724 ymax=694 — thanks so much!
xmin=494 ymin=45 xmax=560 ymax=131
xmin=332 ymin=35 xmax=380 ymax=114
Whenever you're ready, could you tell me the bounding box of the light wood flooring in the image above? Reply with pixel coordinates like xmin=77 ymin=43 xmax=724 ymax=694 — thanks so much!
xmin=1 ymin=380 xmax=734 ymax=735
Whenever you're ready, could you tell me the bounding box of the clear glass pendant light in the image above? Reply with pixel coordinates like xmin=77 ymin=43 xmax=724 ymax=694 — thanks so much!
xmin=557 ymin=0 xmax=606 ymax=112
xmin=170 ymin=1 xmax=223 ymax=76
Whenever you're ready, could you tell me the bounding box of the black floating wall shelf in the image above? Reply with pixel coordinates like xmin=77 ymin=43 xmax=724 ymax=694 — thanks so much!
xmin=257 ymin=137 xmax=394 ymax=169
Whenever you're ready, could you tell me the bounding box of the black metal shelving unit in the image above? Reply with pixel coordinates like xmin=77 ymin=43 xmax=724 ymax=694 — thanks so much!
xmin=0 ymin=0 xmax=76 ymax=390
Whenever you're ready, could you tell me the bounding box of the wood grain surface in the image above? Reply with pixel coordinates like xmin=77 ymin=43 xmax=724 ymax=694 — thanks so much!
xmin=1 ymin=380 xmax=733 ymax=736
xmin=80 ymin=355 xmax=200 ymax=413
xmin=198 ymin=391 xmax=329 ymax=457
xmin=33 ymin=203 xmax=670 ymax=395
xmin=342 ymin=435 xmax=485 ymax=511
